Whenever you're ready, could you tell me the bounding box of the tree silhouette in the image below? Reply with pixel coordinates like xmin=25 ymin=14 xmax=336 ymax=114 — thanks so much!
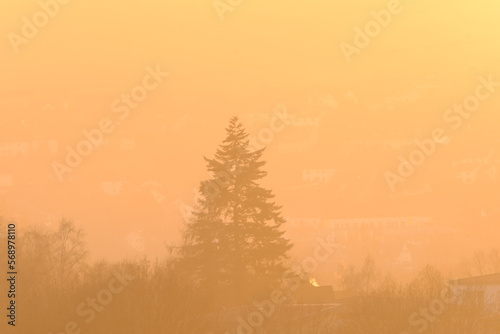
xmin=178 ymin=117 xmax=292 ymax=307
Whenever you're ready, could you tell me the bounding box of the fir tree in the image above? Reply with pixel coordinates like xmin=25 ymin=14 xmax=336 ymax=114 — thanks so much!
xmin=178 ymin=117 xmax=292 ymax=306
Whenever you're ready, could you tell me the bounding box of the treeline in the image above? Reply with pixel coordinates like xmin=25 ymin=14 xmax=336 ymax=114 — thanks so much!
xmin=0 ymin=219 xmax=207 ymax=334
xmin=0 ymin=219 xmax=499 ymax=333
xmin=332 ymin=257 xmax=497 ymax=334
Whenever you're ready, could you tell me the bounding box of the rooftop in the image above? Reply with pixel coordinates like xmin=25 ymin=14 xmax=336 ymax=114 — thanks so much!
xmin=450 ymin=273 xmax=500 ymax=286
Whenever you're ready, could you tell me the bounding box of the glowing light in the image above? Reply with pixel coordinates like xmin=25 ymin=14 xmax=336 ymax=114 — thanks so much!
xmin=309 ymin=277 xmax=319 ymax=287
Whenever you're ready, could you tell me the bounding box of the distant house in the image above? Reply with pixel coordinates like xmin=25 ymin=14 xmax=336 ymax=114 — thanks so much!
xmin=292 ymin=284 xmax=335 ymax=304
xmin=449 ymin=273 xmax=500 ymax=313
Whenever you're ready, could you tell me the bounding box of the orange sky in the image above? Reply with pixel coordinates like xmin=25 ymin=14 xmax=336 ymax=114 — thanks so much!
xmin=1 ymin=0 xmax=500 ymax=261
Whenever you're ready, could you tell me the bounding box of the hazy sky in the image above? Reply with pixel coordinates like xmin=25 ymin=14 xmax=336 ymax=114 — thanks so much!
xmin=1 ymin=0 xmax=500 ymax=261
